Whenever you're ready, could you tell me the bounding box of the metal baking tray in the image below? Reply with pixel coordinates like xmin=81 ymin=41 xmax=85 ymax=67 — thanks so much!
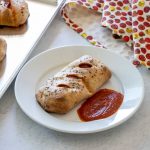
xmin=0 ymin=0 xmax=65 ymax=98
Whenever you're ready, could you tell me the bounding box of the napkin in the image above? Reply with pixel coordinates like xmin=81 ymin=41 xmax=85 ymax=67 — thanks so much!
xmin=61 ymin=0 xmax=150 ymax=68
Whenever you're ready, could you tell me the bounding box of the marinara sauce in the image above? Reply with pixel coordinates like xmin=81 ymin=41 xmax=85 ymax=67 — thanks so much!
xmin=77 ymin=89 xmax=124 ymax=121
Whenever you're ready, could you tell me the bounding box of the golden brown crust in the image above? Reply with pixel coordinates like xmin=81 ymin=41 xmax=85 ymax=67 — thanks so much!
xmin=36 ymin=77 xmax=92 ymax=113
xmin=36 ymin=55 xmax=112 ymax=114
xmin=56 ymin=55 xmax=111 ymax=93
xmin=0 ymin=0 xmax=29 ymax=27
xmin=0 ymin=38 xmax=6 ymax=62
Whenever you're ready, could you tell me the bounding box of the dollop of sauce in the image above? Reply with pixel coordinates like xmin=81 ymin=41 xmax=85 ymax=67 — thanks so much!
xmin=77 ymin=89 xmax=124 ymax=121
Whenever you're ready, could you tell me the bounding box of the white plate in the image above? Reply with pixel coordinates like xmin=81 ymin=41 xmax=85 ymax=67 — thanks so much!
xmin=15 ymin=46 xmax=144 ymax=134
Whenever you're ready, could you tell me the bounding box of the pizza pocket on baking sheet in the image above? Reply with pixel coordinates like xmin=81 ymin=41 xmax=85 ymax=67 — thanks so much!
xmin=0 ymin=38 xmax=6 ymax=62
xmin=36 ymin=55 xmax=111 ymax=114
xmin=0 ymin=0 xmax=29 ymax=27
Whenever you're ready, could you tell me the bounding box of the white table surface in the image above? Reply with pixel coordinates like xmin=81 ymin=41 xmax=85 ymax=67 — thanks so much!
xmin=0 ymin=13 xmax=150 ymax=150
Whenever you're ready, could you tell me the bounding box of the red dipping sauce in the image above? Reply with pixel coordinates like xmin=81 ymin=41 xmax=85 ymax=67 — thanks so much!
xmin=77 ymin=89 xmax=124 ymax=122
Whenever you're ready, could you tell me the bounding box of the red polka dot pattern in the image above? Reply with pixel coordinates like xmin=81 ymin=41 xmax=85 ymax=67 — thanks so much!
xmin=62 ymin=0 xmax=150 ymax=68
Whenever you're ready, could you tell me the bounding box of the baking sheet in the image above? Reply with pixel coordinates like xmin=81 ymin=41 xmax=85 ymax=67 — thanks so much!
xmin=0 ymin=0 xmax=64 ymax=98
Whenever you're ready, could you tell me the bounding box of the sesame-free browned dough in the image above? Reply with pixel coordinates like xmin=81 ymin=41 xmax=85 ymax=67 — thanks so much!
xmin=0 ymin=38 xmax=6 ymax=62
xmin=0 ymin=0 xmax=29 ymax=27
xmin=36 ymin=55 xmax=112 ymax=114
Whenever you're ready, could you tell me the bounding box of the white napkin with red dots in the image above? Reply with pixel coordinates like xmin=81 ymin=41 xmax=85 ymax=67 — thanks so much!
xmin=61 ymin=0 xmax=150 ymax=68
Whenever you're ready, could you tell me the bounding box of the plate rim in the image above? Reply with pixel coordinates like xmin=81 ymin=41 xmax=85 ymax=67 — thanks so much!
xmin=15 ymin=45 xmax=144 ymax=134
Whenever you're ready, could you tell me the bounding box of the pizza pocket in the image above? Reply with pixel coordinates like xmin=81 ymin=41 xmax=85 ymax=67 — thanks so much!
xmin=0 ymin=0 xmax=29 ymax=27
xmin=36 ymin=55 xmax=111 ymax=114
xmin=0 ymin=38 xmax=6 ymax=62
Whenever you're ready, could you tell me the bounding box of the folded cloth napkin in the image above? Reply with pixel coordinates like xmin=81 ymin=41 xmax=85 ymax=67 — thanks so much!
xmin=61 ymin=0 xmax=150 ymax=68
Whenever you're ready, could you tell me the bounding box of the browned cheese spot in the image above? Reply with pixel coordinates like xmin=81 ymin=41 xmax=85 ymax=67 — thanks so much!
xmin=57 ymin=84 xmax=70 ymax=88
xmin=66 ymin=74 xmax=80 ymax=79
xmin=79 ymin=63 xmax=92 ymax=68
